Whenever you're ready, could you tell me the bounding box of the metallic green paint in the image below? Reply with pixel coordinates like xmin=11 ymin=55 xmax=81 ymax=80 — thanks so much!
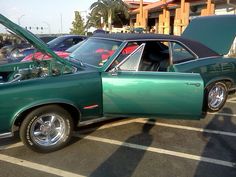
xmin=182 ymin=15 xmax=236 ymax=55
xmin=0 ymin=71 xmax=103 ymax=133
xmin=102 ymin=71 xmax=204 ymax=119
xmin=173 ymin=57 xmax=236 ymax=88
xmin=0 ymin=14 xmax=236 ymax=138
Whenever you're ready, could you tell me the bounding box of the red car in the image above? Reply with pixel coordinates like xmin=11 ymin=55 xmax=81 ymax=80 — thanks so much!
xmin=21 ymin=41 xmax=84 ymax=62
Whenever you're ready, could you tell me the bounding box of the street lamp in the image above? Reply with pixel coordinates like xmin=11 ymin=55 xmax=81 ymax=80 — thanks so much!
xmin=60 ymin=13 xmax=63 ymax=34
xmin=42 ymin=21 xmax=51 ymax=34
xmin=18 ymin=14 xmax=25 ymax=25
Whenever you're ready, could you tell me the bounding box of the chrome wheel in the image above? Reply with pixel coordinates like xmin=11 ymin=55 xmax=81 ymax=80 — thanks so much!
xmin=30 ymin=114 xmax=66 ymax=146
xmin=207 ymin=82 xmax=227 ymax=111
xmin=20 ymin=105 xmax=73 ymax=153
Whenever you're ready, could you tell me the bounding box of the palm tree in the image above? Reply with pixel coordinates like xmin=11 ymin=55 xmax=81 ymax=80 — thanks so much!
xmin=89 ymin=0 xmax=129 ymax=31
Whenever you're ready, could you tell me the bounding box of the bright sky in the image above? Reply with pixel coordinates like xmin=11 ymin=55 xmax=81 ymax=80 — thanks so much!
xmin=0 ymin=0 xmax=157 ymax=34
xmin=0 ymin=0 xmax=97 ymax=34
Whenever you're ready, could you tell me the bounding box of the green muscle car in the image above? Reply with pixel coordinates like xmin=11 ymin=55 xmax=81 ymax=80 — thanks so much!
xmin=0 ymin=14 xmax=235 ymax=152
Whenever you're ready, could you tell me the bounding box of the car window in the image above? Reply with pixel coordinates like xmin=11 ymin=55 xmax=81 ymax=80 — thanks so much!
xmin=170 ymin=42 xmax=195 ymax=64
xmin=109 ymin=41 xmax=171 ymax=72
xmin=61 ymin=38 xmax=74 ymax=47
xmin=114 ymin=44 xmax=145 ymax=71
xmin=69 ymin=38 xmax=122 ymax=68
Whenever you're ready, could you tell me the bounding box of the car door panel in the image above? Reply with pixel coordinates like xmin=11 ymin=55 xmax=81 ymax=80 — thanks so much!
xmin=102 ymin=71 xmax=204 ymax=119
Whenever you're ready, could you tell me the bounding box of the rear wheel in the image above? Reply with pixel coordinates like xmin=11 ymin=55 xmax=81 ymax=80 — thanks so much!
xmin=207 ymin=82 xmax=228 ymax=112
xmin=20 ymin=105 xmax=73 ymax=153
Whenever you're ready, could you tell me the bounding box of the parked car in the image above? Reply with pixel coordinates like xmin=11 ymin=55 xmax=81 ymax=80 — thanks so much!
xmin=3 ymin=35 xmax=86 ymax=63
xmin=21 ymin=40 xmax=85 ymax=62
xmin=47 ymin=34 xmax=87 ymax=51
xmin=0 ymin=14 xmax=235 ymax=153
xmin=38 ymin=35 xmax=57 ymax=43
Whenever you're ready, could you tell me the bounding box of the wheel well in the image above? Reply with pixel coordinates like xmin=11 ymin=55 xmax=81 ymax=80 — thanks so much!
xmin=14 ymin=103 xmax=81 ymax=131
xmin=206 ymin=79 xmax=233 ymax=90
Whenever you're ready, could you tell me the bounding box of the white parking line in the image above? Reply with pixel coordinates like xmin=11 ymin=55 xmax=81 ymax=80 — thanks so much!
xmin=77 ymin=135 xmax=236 ymax=168
xmin=227 ymin=97 xmax=236 ymax=103
xmin=135 ymin=119 xmax=236 ymax=137
xmin=0 ymin=154 xmax=85 ymax=177
xmin=208 ymin=112 xmax=236 ymax=117
xmin=1 ymin=112 xmax=236 ymax=151
xmin=0 ymin=142 xmax=23 ymax=151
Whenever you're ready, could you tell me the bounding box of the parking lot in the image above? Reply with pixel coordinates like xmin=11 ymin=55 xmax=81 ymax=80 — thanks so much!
xmin=0 ymin=96 xmax=236 ymax=177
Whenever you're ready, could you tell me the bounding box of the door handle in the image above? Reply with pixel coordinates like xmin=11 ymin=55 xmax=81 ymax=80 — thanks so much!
xmin=186 ymin=82 xmax=201 ymax=87
xmin=110 ymin=72 xmax=118 ymax=76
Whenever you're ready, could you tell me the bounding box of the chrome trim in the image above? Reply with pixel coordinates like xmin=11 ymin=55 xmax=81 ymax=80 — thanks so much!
xmin=30 ymin=113 xmax=66 ymax=146
xmin=125 ymin=38 xmax=199 ymax=59
xmin=101 ymin=38 xmax=201 ymax=71
xmin=79 ymin=117 xmax=112 ymax=127
xmin=174 ymin=56 xmax=221 ymax=66
xmin=91 ymin=36 xmax=124 ymax=42
xmin=0 ymin=132 xmax=13 ymax=139
xmin=208 ymin=84 xmax=226 ymax=109
xmin=104 ymin=41 xmax=128 ymax=72
xmin=112 ymin=43 xmax=146 ymax=72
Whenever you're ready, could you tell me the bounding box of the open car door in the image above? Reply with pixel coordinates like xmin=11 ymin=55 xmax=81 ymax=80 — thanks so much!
xmin=102 ymin=44 xmax=204 ymax=119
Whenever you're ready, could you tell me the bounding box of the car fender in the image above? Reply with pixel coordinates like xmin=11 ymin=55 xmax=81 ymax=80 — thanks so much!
xmin=204 ymin=77 xmax=234 ymax=89
xmin=11 ymin=98 xmax=81 ymax=132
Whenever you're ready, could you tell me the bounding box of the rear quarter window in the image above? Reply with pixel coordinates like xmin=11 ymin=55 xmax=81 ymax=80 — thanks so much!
xmin=171 ymin=42 xmax=196 ymax=64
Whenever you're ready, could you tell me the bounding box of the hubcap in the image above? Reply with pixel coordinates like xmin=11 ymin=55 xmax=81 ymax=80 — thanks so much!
xmin=30 ymin=114 xmax=66 ymax=146
xmin=208 ymin=84 xmax=226 ymax=109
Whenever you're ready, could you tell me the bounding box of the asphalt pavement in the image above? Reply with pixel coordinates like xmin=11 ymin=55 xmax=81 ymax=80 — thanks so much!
xmin=0 ymin=96 xmax=236 ymax=177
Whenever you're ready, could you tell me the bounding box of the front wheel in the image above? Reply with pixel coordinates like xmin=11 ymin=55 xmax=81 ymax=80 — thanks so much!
xmin=20 ymin=105 xmax=74 ymax=153
xmin=206 ymin=82 xmax=228 ymax=112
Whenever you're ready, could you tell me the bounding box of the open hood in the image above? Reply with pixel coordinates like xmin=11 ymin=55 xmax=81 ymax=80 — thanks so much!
xmin=0 ymin=14 xmax=70 ymax=66
xmin=182 ymin=15 xmax=236 ymax=55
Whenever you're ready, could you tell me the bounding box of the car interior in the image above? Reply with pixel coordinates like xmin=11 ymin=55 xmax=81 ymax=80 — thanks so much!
xmin=109 ymin=41 xmax=171 ymax=72
xmin=138 ymin=41 xmax=170 ymax=72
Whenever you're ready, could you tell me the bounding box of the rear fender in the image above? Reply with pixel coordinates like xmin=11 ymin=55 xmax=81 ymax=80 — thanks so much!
xmin=205 ymin=77 xmax=233 ymax=89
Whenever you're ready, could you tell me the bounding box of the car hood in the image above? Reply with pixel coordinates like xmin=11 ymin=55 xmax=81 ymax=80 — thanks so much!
xmin=182 ymin=15 xmax=236 ymax=55
xmin=0 ymin=14 xmax=70 ymax=66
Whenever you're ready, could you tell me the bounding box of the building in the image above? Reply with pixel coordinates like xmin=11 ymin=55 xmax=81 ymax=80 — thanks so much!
xmin=125 ymin=0 xmax=236 ymax=35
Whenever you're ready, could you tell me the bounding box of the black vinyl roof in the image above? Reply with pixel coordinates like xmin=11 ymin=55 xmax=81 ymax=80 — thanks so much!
xmin=92 ymin=33 xmax=220 ymax=58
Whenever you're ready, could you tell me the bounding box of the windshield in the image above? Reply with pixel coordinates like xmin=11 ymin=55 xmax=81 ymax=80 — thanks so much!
xmin=69 ymin=38 xmax=122 ymax=67
xmin=47 ymin=36 xmax=63 ymax=48
xmin=66 ymin=40 xmax=85 ymax=53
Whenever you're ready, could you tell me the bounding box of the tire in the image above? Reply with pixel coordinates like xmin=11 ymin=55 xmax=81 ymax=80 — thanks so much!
xmin=206 ymin=82 xmax=228 ymax=112
xmin=20 ymin=105 xmax=74 ymax=153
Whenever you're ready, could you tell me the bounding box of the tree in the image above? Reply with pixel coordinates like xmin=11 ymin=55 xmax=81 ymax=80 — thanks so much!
xmin=86 ymin=11 xmax=104 ymax=29
xmin=70 ymin=11 xmax=85 ymax=35
xmin=88 ymin=0 xmax=129 ymax=31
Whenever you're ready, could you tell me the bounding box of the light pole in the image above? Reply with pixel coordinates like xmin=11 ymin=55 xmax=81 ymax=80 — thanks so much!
xmin=60 ymin=13 xmax=63 ymax=34
xmin=42 ymin=21 xmax=51 ymax=34
xmin=18 ymin=14 xmax=25 ymax=26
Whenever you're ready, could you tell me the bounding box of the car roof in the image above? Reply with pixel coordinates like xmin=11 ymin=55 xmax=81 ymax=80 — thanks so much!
xmin=92 ymin=33 xmax=220 ymax=58
xmin=58 ymin=35 xmax=87 ymax=39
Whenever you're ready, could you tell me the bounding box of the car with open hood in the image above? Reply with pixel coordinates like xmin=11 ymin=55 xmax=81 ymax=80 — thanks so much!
xmin=0 ymin=14 xmax=235 ymax=153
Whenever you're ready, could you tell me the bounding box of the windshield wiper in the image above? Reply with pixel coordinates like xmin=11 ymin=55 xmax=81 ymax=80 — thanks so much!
xmin=67 ymin=56 xmax=85 ymax=67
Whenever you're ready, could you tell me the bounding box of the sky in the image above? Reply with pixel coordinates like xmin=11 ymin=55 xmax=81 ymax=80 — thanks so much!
xmin=0 ymin=0 xmax=97 ymax=34
xmin=0 ymin=0 xmax=157 ymax=34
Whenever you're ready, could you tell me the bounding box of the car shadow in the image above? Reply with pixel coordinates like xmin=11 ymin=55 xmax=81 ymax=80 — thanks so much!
xmin=88 ymin=119 xmax=156 ymax=177
xmin=194 ymin=108 xmax=236 ymax=177
xmin=0 ymin=131 xmax=21 ymax=149
xmin=0 ymin=117 xmax=128 ymax=151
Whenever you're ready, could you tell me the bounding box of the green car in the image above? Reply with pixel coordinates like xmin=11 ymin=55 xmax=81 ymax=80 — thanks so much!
xmin=0 ymin=14 xmax=235 ymax=152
